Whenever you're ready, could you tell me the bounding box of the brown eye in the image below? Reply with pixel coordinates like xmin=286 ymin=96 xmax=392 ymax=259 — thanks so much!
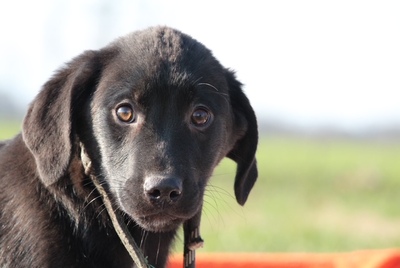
xmin=191 ymin=107 xmax=212 ymax=127
xmin=116 ymin=105 xmax=135 ymax=123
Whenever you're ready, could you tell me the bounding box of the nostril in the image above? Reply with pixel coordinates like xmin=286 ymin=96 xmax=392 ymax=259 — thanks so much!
xmin=144 ymin=177 xmax=183 ymax=203
xmin=169 ymin=189 xmax=182 ymax=201
xmin=147 ymin=189 xmax=162 ymax=199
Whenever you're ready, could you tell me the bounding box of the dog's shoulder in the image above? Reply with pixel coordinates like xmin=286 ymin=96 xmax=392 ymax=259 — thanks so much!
xmin=0 ymin=134 xmax=52 ymax=266
xmin=0 ymin=134 xmax=35 ymax=179
xmin=0 ymin=133 xmax=44 ymax=225
xmin=0 ymin=141 xmax=6 ymax=149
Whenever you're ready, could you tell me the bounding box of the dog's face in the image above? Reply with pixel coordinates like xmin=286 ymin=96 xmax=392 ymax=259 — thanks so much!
xmin=22 ymin=27 xmax=258 ymax=233
xmin=92 ymin=65 xmax=234 ymax=231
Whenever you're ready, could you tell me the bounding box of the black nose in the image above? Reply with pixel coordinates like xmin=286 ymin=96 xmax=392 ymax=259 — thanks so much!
xmin=144 ymin=177 xmax=183 ymax=204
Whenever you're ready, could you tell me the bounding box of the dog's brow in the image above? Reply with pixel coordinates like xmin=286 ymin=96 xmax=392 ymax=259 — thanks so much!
xmin=197 ymin=82 xmax=219 ymax=92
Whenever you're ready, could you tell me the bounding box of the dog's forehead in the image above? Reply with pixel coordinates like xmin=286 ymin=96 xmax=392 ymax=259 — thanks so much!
xmin=115 ymin=26 xmax=204 ymax=64
xmin=95 ymin=27 xmax=230 ymax=108
xmin=107 ymin=27 xmax=226 ymax=87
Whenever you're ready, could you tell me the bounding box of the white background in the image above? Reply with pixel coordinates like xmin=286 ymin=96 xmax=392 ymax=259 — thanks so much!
xmin=1 ymin=0 xmax=399 ymax=131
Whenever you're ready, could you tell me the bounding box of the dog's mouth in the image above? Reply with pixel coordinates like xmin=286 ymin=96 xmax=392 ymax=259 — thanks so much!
xmin=116 ymin=187 xmax=203 ymax=232
xmin=136 ymin=212 xmax=185 ymax=232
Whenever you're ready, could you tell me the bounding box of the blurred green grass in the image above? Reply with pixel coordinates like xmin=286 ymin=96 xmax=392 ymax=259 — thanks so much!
xmin=200 ymin=137 xmax=400 ymax=252
xmin=1 ymin=122 xmax=400 ymax=252
xmin=0 ymin=120 xmax=21 ymax=140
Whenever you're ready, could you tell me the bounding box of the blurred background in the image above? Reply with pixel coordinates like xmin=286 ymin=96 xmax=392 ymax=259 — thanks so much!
xmin=1 ymin=0 xmax=400 ymax=252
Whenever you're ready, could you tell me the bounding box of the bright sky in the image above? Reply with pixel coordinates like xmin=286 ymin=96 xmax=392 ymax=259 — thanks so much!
xmin=0 ymin=0 xmax=399 ymax=130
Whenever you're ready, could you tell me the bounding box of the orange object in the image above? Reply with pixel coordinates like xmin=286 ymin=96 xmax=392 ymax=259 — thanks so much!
xmin=168 ymin=250 xmax=400 ymax=268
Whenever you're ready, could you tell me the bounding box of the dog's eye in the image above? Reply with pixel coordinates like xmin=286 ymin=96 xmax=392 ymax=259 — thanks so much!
xmin=191 ymin=107 xmax=212 ymax=127
xmin=116 ymin=105 xmax=136 ymax=123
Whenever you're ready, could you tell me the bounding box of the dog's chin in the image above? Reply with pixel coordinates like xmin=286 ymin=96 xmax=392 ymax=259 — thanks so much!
xmin=135 ymin=214 xmax=184 ymax=233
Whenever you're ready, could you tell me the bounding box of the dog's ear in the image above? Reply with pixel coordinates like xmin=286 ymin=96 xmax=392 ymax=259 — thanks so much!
xmin=225 ymin=69 xmax=258 ymax=206
xmin=22 ymin=51 xmax=100 ymax=186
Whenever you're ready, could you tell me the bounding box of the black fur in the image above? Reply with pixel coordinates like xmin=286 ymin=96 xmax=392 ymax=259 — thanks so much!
xmin=0 ymin=26 xmax=258 ymax=268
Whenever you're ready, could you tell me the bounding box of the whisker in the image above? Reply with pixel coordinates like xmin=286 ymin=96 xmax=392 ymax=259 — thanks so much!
xmin=156 ymin=234 xmax=161 ymax=265
xmin=83 ymin=195 xmax=102 ymax=211
xmin=192 ymin=76 xmax=203 ymax=85
xmin=202 ymin=199 xmax=221 ymax=227
xmin=197 ymin=82 xmax=219 ymax=92
xmin=207 ymin=184 xmax=235 ymax=199
xmin=95 ymin=204 xmax=107 ymax=219
xmin=140 ymin=229 xmax=148 ymax=250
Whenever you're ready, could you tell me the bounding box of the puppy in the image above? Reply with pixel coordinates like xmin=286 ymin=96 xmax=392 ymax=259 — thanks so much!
xmin=0 ymin=26 xmax=258 ymax=268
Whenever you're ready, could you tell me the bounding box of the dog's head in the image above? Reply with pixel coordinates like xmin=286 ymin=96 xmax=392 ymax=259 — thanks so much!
xmin=22 ymin=27 xmax=258 ymax=232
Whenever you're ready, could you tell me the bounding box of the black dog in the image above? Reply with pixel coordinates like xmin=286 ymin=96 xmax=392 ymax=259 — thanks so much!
xmin=0 ymin=26 xmax=258 ymax=268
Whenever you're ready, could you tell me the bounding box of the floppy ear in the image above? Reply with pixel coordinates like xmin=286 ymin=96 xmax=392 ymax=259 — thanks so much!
xmin=225 ymin=69 xmax=258 ymax=206
xmin=22 ymin=51 xmax=100 ymax=186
